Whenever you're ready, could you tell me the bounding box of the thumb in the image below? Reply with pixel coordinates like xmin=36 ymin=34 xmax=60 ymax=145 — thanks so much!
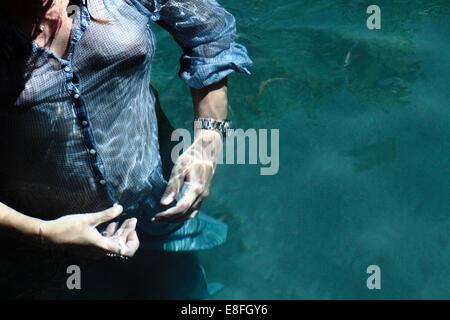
xmin=89 ymin=204 xmax=123 ymax=226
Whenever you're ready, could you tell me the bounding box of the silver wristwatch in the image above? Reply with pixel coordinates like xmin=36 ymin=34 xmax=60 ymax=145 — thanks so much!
xmin=193 ymin=118 xmax=232 ymax=138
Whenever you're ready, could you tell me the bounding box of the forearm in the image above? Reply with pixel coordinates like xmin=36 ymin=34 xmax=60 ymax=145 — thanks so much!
xmin=190 ymin=77 xmax=228 ymax=120
xmin=187 ymin=78 xmax=228 ymax=170
xmin=0 ymin=201 xmax=42 ymax=243
xmin=156 ymin=79 xmax=229 ymax=221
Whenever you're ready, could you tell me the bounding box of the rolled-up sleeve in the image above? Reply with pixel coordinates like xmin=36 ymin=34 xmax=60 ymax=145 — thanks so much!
xmin=136 ymin=0 xmax=253 ymax=88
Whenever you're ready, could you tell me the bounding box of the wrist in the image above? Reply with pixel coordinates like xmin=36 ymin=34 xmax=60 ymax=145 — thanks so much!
xmin=193 ymin=118 xmax=231 ymax=139
xmin=192 ymin=129 xmax=223 ymax=165
xmin=15 ymin=214 xmax=49 ymax=246
xmin=0 ymin=203 xmax=52 ymax=247
xmin=39 ymin=219 xmax=58 ymax=246
xmin=194 ymin=128 xmax=223 ymax=141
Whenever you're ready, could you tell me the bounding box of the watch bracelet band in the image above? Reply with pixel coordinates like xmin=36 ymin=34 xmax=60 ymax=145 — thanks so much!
xmin=193 ymin=118 xmax=232 ymax=137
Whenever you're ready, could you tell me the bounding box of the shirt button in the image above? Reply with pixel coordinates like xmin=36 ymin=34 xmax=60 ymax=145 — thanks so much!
xmin=81 ymin=120 xmax=88 ymax=126
xmin=74 ymin=93 xmax=80 ymax=99
xmin=99 ymin=179 xmax=106 ymax=185
xmin=64 ymin=66 xmax=71 ymax=72
xmin=89 ymin=149 xmax=96 ymax=155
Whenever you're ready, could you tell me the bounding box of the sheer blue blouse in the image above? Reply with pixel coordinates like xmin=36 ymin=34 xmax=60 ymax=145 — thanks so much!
xmin=0 ymin=0 xmax=252 ymax=251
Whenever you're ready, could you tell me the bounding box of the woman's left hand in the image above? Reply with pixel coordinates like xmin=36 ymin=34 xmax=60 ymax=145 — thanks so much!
xmin=153 ymin=129 xmax=223 ymax=223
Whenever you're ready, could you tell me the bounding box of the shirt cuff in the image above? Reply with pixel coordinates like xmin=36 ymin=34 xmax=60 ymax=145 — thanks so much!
xmin=179 ymin=42 xmax=253 ymax=89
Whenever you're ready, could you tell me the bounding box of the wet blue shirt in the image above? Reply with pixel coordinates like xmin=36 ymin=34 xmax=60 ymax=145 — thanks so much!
xmin=0 ymin=0 xmax=252 ymax=251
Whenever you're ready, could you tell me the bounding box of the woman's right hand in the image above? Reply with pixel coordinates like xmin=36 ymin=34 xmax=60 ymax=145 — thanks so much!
xmin=41 ymin=204 xmax=140 ymax=259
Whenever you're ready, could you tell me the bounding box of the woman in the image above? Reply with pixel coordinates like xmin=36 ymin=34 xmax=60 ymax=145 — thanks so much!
xmin=0 ymin=0 xmax=252 ymax=298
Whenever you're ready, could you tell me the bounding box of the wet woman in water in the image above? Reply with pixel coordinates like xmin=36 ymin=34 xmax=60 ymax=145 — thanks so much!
xmin=0 ymin=0 xmax=251 ymax=298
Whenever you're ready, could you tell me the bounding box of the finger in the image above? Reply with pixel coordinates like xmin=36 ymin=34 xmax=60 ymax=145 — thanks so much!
xmin=192 ymin=196 xmax=203 ymax=210
xmin=160 ymin=167 xmax=186 ymax=205
xmin=93 ymin=233 xmax=122 ymax=255
xmin=124 ymin=230 xmax=140 ymax=256
xmin=100 ymin=233 xmax=139 ymax=258
xmin=188 ymin=210 xmax=199 ymax=219
xmin=114 ymin=218 xmax=137 ymax=241
xmin=156 ymin=206 xmax=199 ymax=224
xmin=188 ymin=197 xmax=203 ymax=220
xmin=154 ymin=190 xmax=203 ymax=224
xmin=101 ymin=221 xmax=118 ymax=237
xmin=169 ymin=197 xmax=202 ymax=222
xmin=153 ymin=185 xmax=202 ymax=222
xmin=156 ymin=187 xmax=199 ymax=218
xmin=89 ymin=204 xmax=123 ymax=226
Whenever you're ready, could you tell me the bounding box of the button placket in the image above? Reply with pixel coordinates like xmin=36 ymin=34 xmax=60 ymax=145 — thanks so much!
xmin=65 ymin=66 xmax=110 ymax=192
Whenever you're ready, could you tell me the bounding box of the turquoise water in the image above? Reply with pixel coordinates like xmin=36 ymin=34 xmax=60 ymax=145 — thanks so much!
xmin=151 ymin=0 xmax=450 ymax=299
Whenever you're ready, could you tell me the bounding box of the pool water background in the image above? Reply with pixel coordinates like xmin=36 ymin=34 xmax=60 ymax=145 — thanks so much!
xmin=150 ymin=0 xmax=450 ymax=299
